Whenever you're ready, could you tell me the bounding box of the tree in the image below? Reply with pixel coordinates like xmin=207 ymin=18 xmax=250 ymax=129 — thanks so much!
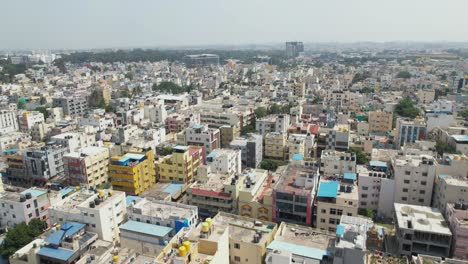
xmin=268 ymin=104 xmax=281 ymax=115
xmin=254 ymin=107 xmax=268 ymax=119
xmin=260 ymin=159 xmax=286 ymax=171
xmin=349 ymin=147 xmax=370 ymax=165
xmin=0 ymin=219 xmax=45 ymax=258
xmin=124 ymin=72 xmax=134 ymax=80
xmin=104 ymin=104 xmax=114 ymax=113
xmin=396 ymin=71 xmax=412 ymax=79
xmin=394 ymin=97 xmax=420 ymax=118
xmin=34 ymin=106 xmax=49 ymax=119
xmin=120 ymin=89 xmax=130 ymax=98
xmin=39 ymin=95 xmax=47 ymax=105
xmin=458 ymin=109 xmax=468 ymax=118
xmin=159 ymin=146 xmax=173 ymax=156
xmin=17 ymin=100 xmax=26 ymax=110
xmin=152 ymin=81 xmax=192 ymax=94
xmin=435 ymin=140 xmax=456 ymax=156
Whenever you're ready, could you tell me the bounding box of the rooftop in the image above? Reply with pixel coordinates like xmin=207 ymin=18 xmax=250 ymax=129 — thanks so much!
xmin=120 ymin=220 xmax=173 ymax=238
xmin=272 ymin=222 xmax=334 ymax=252
xmin=394 ymin=203 xmax=451 ymax=235
xmin=130 ymin=198 xmax=197 ymax=220
xmin=274 ymin=164 xmax=318 ymax=195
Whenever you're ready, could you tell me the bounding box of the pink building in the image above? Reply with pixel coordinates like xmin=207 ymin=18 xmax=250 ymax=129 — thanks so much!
xmin=165 ymin=113 xmax=200 ymax=133
xmin=446 ymin=203 xmax=468 ymax=259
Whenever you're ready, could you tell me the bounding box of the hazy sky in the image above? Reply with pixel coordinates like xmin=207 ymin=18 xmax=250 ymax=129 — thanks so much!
xmin=2 ymin=0 xmax=468 ymax=50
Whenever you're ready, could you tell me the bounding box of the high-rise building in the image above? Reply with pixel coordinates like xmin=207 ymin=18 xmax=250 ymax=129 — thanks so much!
xmin=0 ymin=110 xmax=18 ymax=134
xmin=156 ymin=145 xmax=205 ymax=184
xmin=183 ymin=54 xmax=219 ymax=67
xmin=285 ymin=42 xmax=304 ymax=58
xmin=395 ymin=117 xmax=426 ymax=148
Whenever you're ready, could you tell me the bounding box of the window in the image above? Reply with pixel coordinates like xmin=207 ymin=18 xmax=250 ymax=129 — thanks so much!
xmin=405 ymin=171 xmax=411 ymax=175
xmin=348 ymin=201 xmax=353 ymax=206
xmin=347 ymin=213 xmax=352 ymax=216
xmin=421 ymin=181 xmax=426 ymax=186
xmin=402 ymin=188 xmax=408 ymax=193
xmin=402 ymin=197 xmax=407 ymax=201
xmin=321 ymin=209 xmax=326 ymax=214
xmin=422 ymin=172 xmax=428 ymax=177
xmin=329 ymin=218 xmax=336 ymax=224
xmin=91 ymin=224 xmax=96 ymax=228
xmin=361 ymin=194 xmax=368 ymax=198
xmin=362 ymin=186 xmax=368 ymax=190
xmin=404 ymin=180 xmax=410 ymax=184
xmin=418 ymin=199 xmax=424 ymax=203
xmin=419 ymin=190 xmax=425 ymax=194
xmin=234 ymin=243 xmax=240 ymax=249
xmin=27 ymin=204 xmax=31 ymax=208
xmin=320 ymin=218 xmax=326 ymax=223
xmin=234 ymin=256 xmax=241 ymax=262
xmin=337 ymin=209 xmax=343 ymax=215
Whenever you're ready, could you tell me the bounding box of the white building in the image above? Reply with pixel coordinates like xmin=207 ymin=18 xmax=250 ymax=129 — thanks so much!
xmin=392 ymin=152 xmax=436 ymax=207
xmin=48 ymin=189 xmax=126 ymax=242
xmin=50 ymin=127 xmax=97 ymax=152
xmin=206 ymin=148 xmax=242 ymax=176
xmin=320 ymin=150 xmax=356 ymax=177
xmin=256 ymin=114 xmax=290 ymax=136
xmin=0 ymin=110 xmax=18 ymax=135
xmin=144 ymin=103 xmax=167 ymax=124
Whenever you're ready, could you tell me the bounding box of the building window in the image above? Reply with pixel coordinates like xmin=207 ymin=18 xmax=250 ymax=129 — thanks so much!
xmin=234 ymin=256 xmax=241 ymax=262
xmin=234 ymin=243 xmax=240 ymax=249
xmin=405 ymin=171 xmax=411 ymax=175
xmin=402 ymin=188 xmax=408 ymax=193
xmin=402 ymin=197 xmax=407 ymax=201
xmin=321 ymin=209 xmax=326 ymax=214
xmin=320 ymin=218 xmax=326 ymax=223
xmin=418 ymin=199 xmax=424 ymax=203
xmin=362 ymin=186 xmax=368 ymax=190
xmin=419 ymin=190 xmax=425 ymax=194
xmin=421 ymin=181 xmax=426 ymax=186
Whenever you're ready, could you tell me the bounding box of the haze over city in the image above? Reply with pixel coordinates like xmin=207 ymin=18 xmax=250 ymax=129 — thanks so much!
xmin=2 ymin=0 xmax=468 ymax=49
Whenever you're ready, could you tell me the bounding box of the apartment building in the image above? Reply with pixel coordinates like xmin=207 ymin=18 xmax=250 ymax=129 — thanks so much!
xmin=220 ymin=125 xmax=241 ymax=148
xmin=109 ymin=148 xmax=156 ymax=195
xmin=165 ymin=113 xmax=200 ymax=133
xmin=51 ymin=127 xmax=97 ymax=152
xmin=156 ymin=213 xmax=230 ymax=264
xmin=0 ymin=188 xmax=58 ymax=227
xmin=48 ymin=189 xmax=126 ymax=242
xmin=53 ymin=96 xmax=88 ymax=117
xmin=0 ymin=109 xmax=18 ymax=134
xmin=394 ymin=203 xmax=451 ymax=257
xmin=272 ymin=163 xmax=319 ymax=226
xmin=0 ymin=132 xmax=30 ymax=155
xmin=128 ymin=198 xmax=198 ymax=231
xmin=18 ymin=111 xmax=45 ymax=132
xmin=445 ymin=203 xmax=468 ymax=259
xmin=395 ymin=117 xmax=426 ymax=148
xmin=287 ymin=133 xmax=315 ymax=160
xmin=63 ymin=146 xmax=110 ymax=189
xmin=264 ymin=132 xmax=288 ymax=160
xmin=229 ymin=134 xmax=263 ymax=168
xmin=256 ymin=114 xmax=290 ymax=136
xmin=357 ymin=162 xmax=395 ymax=217
xmin=266 ymin=222 xmax=335 ymax=264
xmin=326 ymin=124 xmax=350 ymax=151
xmin=368 ymin=110 xmax=393 ymax=133
xmin=206 ymin=148 xmax=242 ymax=176
xmin=316 ymin=176 xmax=359 ymax=232
xmin=320 ymin=150 xmax=356 ymax=177
xmin=119 ymin=220 xmax=173 ymax=256
xmin=178 ymin=124 xmax=220 ymax=153
xmin=156 ymin=145 xmax=204 ymax=183
xmin=23 ymin=142 xmax=68 ymax=185
xmin=113 ymin=124 xmax=139 ymax=144
xmin=144 ymin=102 xmax=167 ymax=123
xmin=417 ymin=89 xmax=435 ymax=104
xmin=187 ymin=171 xmax=242 ymax=216
xmin=79 ymin=113 xmax=114 ymax=131
xmin=432 ymin=174 xmax=468 ymax=214
xmin=237 ymin=169 xmax=274 ymax=221
xmin=392 ymin=153 xmax=436 ymax=207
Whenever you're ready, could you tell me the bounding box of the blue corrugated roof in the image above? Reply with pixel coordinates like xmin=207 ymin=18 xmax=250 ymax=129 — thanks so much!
xmin=370 ymin=160 xmax=387 ymax=167
xmin=192 ymin=124 xmax=204 ymax=129
xmin=126 ymin=196 xmax=141 ymax=206
xmin=45 ymin=222 xmax=86 ymax=246
xmin=21 ymin=189 xmax=46 ymax=197
xmin=452 ymin=135 xmax=468 ymax=142
xmin=267 ymin=240 xmax=329 ymax=260
xmin=206 ymin=150 xmax=219 ymax=159
xmin=317 ymin=181 xmax=339 ymax=198
xmin=343 ymin=172 xmax=357 ymax=180
xmin=120 ymin=220 xmax=172 ymax=238
xmin=173 ymin=145 xmax=188 ymax=151
xmin=336 ymin=224 xmax=345 ymax=236
xmin=37 ymin=247 xmax=75 ymax=261
xmin=125 ymin=153 xmax=145 ymax=161
xmin=59 ymin=187 xmax=76 ymax=197
xmin=45 ymin=230 xmax=65 ymax=246
xmin=163 ymin=183 xmax=184 ymax=196
xmin=292 ymin=153 xmax=304 ymax=161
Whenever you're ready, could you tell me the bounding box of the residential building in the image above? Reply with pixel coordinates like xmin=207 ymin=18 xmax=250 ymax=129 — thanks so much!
xmin=206 ymin=148 xmax=242 ymax=176
xmin=432 ymin=174 xmax=468 ymax=214
xmin=48 ymin=189 xmax=126 ymax=242
xmin=238 ymin=169 xmax=274 ymax=221
xmin=266 ymin=222 xmax=335 ymax=264
xmin=256 ymin=114 xmax=290 ymax=136
xmin=394 ymin=203 xmax=452 ymax=257
xmin=53 ymin=96 xmax=88 ymax=117
xmin=165 ymin=113 xmax=200 ymax=133
xmin=50 ymin=127 xmax=97 ymax=152
xmin=183 ymin=54 xmax=220 ymax=67
xmin=229 ymin=134 xmax=263 ymax=168
xmin=417 ymin=89 xmax=435 ymax=104
xmin=0 ymin=132 xmax=30 ymax=155
xmin=178 ymin=124 xmax=220 ymax=153
xmin=334 ymin=216 xmax=381 ymax=264
xmin=18 ymin=111 xmax=45 ymax=132
xmin=395 ymin=117 xmax=426 ymax=148
xmin=0 ymin=109 xmax=18 ymax=134
xmin=109 ymin=148 xmax=156 ymax=195
xmin=272 ymin=163 xmax=319 ymax=226
xmin=0 ymin=188 xmax=57 ymax=227
xmin=144 ymin=102 xmax=167 ymax=123
xmin=368 ymin=110 xmax=393 ymax=133
xmin=264 ymin=132 xmax=288 ymax=160
xmin=285 ymin=42 xmax=304 ymax=58
xmin=156 ymin=145 xmax=205 ymax=183
xmin=316 ymin=175 xmax=359 ymax=232
xmin=320 ymin=150 xmax=356 ymax=177
xmin=357 ymin=162 xmax=395 ymax=217
xmin=445 ymin=203 xmax=468 ymax=259
xmin=119 ymin=220 xmax=173 ymax=256
xmin=63 ymin=146 xmax=110 ymax=189
xmin=326 ymin=124 xmax=350 ymax=151
xmin=128 ymin=198 xmax=198 ymax=231
xmin=392 ymin=152 xmax=436 ymax=207
xmin=22 ymin=142 xmax=68 ymax=185
xmin=220 ymin=125 xmax=241 ymax=148
xmin=287 ymin=133 xmax=315 ymax=160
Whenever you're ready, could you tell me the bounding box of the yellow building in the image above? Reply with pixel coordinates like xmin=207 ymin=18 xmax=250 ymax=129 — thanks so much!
xmin=156 ymin=145 xmax=204 ymax=183
xmin=109 ymin=148 xmax=155 ymax=195
xmin=264 ymin=132 xmax=288 ymax=160
xmin=368 ymin=110 xmax=393 ymax=133
xmin=220 ymin=125 xmax=241 ymax=148
xmin=238 ymin=169 xmax=275 ymax=221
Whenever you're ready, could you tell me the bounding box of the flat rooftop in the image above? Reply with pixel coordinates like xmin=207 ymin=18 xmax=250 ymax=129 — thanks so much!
xmin=190 ymin=173 xmax=234 ymax=198
xmin=131 ymin=199 xmax=197 ymax=220
xmin=273 ymin=223 xmax=334 ymax=251
xmin=394 ymin=203 xmax=451 ymax=235
xmin=215 ymin=213 xmax=276 ymax=244
xmin=120 ymin=220 xmax=172 ymax=238
xmin=274 ymin=164 xmax=317 ymax=195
